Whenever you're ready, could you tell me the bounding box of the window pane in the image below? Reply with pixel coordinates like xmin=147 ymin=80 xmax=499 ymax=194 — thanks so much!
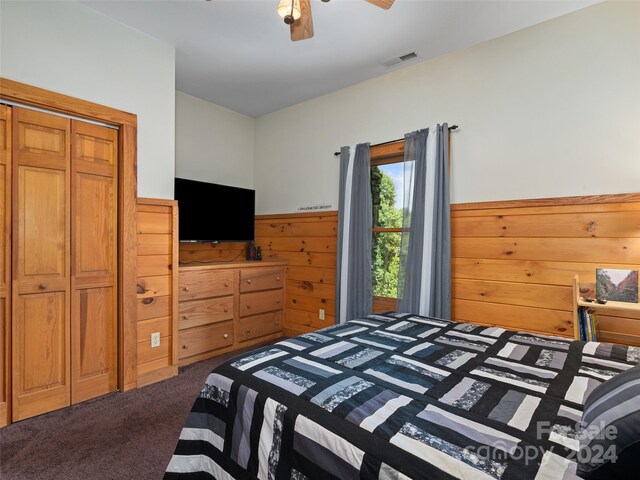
xmin=372 ymin=231 xmax=401 ymax=298
xmin=371 ymin=163 xmax=404 ymax=228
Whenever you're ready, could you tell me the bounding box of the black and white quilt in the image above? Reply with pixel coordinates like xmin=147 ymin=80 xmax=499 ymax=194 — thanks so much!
xmin=165 ymin=313 xmax=640 ymax=480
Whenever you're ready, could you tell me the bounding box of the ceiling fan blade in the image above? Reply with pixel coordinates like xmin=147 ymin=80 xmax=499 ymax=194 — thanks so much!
xmin=365 ymin=0 xmax=395 ymax=10
xmin=291 ymin=0 xmax=314 ymax=41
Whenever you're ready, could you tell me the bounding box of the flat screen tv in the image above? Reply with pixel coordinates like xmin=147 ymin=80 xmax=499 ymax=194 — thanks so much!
xmin=175 ymin=178 xmax=255 ymax=242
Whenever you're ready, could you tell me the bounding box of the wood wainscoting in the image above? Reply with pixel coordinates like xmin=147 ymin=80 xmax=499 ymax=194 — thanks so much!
xmin=451 ymin=194 xmax=640 ymax=345
xmin=179 ymin=194 xmax=640 ymax=345
xmin=177 ymin=212 xmax=337 ymax=337
xmin=179 ymin=242 xmax=246 ymax=264
xmin=256 ymin=211 xmax=338 ymax=337
xmin=136 ymin=198 xmax=179 ymax=386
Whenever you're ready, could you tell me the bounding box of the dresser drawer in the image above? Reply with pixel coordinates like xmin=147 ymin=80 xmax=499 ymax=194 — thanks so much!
xmin=240 ymin=267 xmax=284 ymax=293
xmin=179 ymin=321 xmax=233 ymax=360
xmin=179 ymin=296 xmax=234 ymax=330
xmin=179 ymin=269 xmax=234 ymax=301
xmin=240 ymin=289 xmax=283 ymax=317
xmin=238 ymin=311 xmax=283 ymax=342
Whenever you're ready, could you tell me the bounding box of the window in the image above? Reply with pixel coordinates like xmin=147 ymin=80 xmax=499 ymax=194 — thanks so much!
xmin=370 ymin=142 xmax=406 ymax=311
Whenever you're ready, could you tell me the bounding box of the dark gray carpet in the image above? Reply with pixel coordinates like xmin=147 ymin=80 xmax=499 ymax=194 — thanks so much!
xmin=0 ymin=345 xmax=264 ymax=480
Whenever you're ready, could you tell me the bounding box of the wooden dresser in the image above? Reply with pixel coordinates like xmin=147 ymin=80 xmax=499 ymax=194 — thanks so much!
xmin=178 ymin=262 xmax=286 ymax=365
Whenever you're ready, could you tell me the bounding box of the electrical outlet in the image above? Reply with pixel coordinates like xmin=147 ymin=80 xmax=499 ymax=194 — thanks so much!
xmin=319 ymin=309 xmax=325 ymax=320
xmin=151 ymin=332 xmax=161 ymax=348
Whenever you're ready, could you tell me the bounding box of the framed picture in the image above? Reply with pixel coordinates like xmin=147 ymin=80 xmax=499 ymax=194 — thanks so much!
xmin=596 ymin=268 xmax=639 ymax=303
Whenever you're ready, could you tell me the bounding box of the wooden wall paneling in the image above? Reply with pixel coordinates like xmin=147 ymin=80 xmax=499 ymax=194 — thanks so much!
xmin=255 ymin=211 xmax=337 ymax=336
xmin=452 ymin=279 xmax=572 ymax=310
xmin=171 ymin=202 xmax=179 ymax=367
xmin=0 ymin=105 xmax=11 ymax=426
xmin=372 ymin=296 xmax=397 ymax=314
xmin=71 ymin=121 xmax=118 ymax=404
xmin=11 ymin=107 xmax=71 ymax=421
xmin=452 ymin=237 xmax=640 ymax=264
xmin=254 ymin=196 xmax=639 ymax=345
xmin=450 ymin=193 xmax=640 ymax=212
xmin=178 ymin=241 xmax=247 ymax=264
xmin=453 ymin=211 xmax=640 ymax=238
xmin=451 ymin=196 xmax=640 ymax=345
xmin=452 ymin=258 xmax=640 ymax=286
xmin=136 ymin=198 xmax=178 ymax=387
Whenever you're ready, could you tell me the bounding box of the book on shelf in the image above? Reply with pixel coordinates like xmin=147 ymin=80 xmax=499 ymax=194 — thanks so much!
xmin=578 ymin=306 xmax=598 ymax=341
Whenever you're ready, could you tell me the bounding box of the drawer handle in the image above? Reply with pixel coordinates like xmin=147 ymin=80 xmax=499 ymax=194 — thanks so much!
xmin=244 ymin=329 xmax=250 ymax=336
xmin=276 ymin=276 xmax=281 ymax=281
xmin=246 ymin=305 xmax=251 ymax=309
xmin=182 ymin=345 xmax=188 ymax=349
xmin=224 ymin=282 xmax=229 ymax=287
xmin=183 ymin=315 xmax=189 ymax=320
xmin=276 ymin=299 xmax=280 ymax=304
xmin=246 ymin=279 xmax=252 ymax=284
xmin=39 ymin=283 xmax=48 ymax=290
xmin=223 ymin=333 xmax=229 ymax=339
xmin=183 ymin=287 xmax=190 ymax=292
xmin=224 ymin=308 xmax=228 ymax=313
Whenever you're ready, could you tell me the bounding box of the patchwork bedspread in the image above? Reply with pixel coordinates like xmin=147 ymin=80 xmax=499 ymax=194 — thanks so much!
xmin=165 ymin=313 xmax=640 ymax=480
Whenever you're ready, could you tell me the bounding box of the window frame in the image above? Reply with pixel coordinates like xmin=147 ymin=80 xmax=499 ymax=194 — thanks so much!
xmin=370 ymin=141 xmax=405 ymax=312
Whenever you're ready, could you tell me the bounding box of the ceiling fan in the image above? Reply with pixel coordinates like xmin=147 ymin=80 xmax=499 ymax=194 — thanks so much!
xmin=279 ymin=0 xmax=395 ymax=41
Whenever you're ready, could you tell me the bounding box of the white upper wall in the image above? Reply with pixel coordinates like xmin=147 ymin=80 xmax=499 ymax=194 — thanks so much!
xmin=254 ymin=1 xmax=640 ymax=214
xmin=175 ymin=91 xmax=254 ymax=189
xmin=0 ymin=1 xmax=176 ymax=199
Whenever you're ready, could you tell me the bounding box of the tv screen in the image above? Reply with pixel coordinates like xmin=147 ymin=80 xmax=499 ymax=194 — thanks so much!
xmin=175 ymin=178 xmax=255 ymax=242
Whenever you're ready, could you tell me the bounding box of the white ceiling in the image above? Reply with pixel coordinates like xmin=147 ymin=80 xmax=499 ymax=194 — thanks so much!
xmin=83 ymin=0 xmax=598 ymax=117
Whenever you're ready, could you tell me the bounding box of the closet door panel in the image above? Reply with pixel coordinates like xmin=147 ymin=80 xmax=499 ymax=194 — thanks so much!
xmin=74 ymin=173 xmax=115 ymax=277
xmin=0 ymin=104 xmax=10 ymax=425
xmin=13 ymin=290 xmax=69 ymax=421
xmin=17 ymin=167 xmax=67 ymax=285
xmin=12 ymin=107 xmax=71 ymax=421
xmin=71 ymin=121 xmax=117 ymax=404
xmin=72 ymin=287 xmax=116 ymax=403
xmin=15 ymin=109 xmax=67 ymax=170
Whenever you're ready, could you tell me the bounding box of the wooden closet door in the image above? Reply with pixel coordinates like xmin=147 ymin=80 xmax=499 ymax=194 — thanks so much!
xmin=71 ymin=121 xmax=118 ymax=404
xmin=0 ymin=105 xmax=11 ymax=426
xmin=12 ymin=108 xmax=71 ymax=421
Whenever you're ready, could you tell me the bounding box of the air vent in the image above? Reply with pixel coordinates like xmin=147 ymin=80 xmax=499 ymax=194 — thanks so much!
xmin=381 ymin=51 xmax=419 ymax=69
xmin=399 ymin=52 xmax=418 ymax=61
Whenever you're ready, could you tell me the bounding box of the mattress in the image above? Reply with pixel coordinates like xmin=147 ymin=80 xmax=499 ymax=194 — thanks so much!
xmin=165 ymin=312 xmax=640 ymax=480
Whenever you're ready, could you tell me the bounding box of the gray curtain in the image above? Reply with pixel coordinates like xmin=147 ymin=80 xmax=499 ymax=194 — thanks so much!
xmin=397 ymin=125 xmax=451 ymax=318
xmin=336 ymin=143 xmax=372 ymax=323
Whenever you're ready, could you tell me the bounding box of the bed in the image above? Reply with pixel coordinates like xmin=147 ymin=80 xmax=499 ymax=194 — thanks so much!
xmin=164 ymin=312 xmax=640 ymax=479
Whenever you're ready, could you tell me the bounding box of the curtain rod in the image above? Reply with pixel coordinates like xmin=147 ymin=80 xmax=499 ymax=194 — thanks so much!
xmin=333 ymin=124 xmax=458 ymax=156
